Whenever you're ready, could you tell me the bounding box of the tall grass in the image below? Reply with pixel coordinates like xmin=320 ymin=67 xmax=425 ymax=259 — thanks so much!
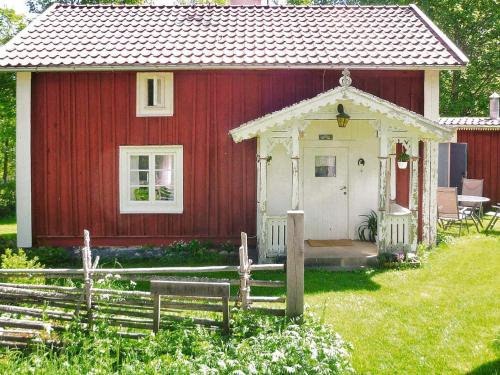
xmin=0 ymin=312 xmax=353 ymax=375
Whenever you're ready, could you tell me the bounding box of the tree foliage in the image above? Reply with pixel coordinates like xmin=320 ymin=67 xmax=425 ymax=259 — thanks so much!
xmin=287 ymin=0 xmax=499 ymax=117
xmin=27 ymin=0 xmax=149 ymax=14
xmin=0 ymin=9 xmax=25 ymax=184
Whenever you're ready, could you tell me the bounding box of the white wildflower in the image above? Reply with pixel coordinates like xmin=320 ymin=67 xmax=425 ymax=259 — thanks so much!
xmin=271 ymin=350 xmax=285 ymax=362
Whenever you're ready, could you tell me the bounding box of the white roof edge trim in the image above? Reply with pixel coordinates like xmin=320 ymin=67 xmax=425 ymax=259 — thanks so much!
xmin=0 ymin=64 xmax=466 ymax=72
xmin=229 ymin=86 xmax=454 ymax=142
xmin=410 ymin=4 xmax=469 ymax=65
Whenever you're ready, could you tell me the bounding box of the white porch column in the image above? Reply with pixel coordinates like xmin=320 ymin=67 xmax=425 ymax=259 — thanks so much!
xmin=422 ymin=140 xmax=439 ymax=246
xmin=16 ymin=72 xmax=32 ymax=248
xmin=408 ymin=138 xmax=420 ymax=251
xmin=423 ymin=70 xmax=440 ymax=247
xmin=257 ymin=138 xmax=269 ymax=262
xmin=290 ymin=128 xmax=300 ymax=210
xmin=377 ymin=128 xmax=390 ymax=252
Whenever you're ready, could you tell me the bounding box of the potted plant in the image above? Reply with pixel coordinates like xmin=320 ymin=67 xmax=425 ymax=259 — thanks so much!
xmin=357 ymin=210 xmax=377 ymax=243
xmin=397 ymin=151 xmax=410 ymax=169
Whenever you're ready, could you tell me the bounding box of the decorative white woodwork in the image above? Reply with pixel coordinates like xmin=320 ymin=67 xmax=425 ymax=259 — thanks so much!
xmin=290 ymin=127 xmax=300 ymax=210
xmin=229 ymin=85 xmax=453 ymax=143
xmin=265 ymin=216 xmax=287 ymax=256
xmin=385 ymin=204 xmax=412 ymax=250
xmin=16 ymin=72 xmax=32 ymax=248
xmin=408 ymin=138 xmax=420 ymax=251
xmin=256 ymin=138 xmax=268 ymax=262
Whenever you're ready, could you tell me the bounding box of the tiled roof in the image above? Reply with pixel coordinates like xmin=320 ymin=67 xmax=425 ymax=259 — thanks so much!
xmin=439 ymin=117 xmax=500 ymax=130
xmin=0 ymin=4 xmax=468 ymax=70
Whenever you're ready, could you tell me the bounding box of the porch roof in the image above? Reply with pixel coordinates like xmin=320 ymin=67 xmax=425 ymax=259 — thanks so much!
xmin=229 ymin=84 xmax=454 ymax=142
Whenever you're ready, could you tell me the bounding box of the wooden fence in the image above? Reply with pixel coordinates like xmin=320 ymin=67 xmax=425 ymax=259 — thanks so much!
xmin=0 ymin=211 xmax=304 ymax=346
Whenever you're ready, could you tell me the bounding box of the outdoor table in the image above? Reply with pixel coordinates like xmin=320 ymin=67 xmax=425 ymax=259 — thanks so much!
xmin=458 ymin=195 xmax=491 ymax=230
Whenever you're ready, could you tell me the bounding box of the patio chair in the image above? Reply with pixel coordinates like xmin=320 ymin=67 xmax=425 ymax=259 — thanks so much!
xmin=437 ymin=187 xmax=471 ymax=236
xmin=461 ymin=178 xmax=484 ymax=216
xmin=485 ymin=204 xmax=500 ymax=232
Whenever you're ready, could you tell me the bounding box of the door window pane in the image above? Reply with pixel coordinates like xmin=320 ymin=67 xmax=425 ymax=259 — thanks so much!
xmin=315 ymin=155 xmax=336 ymax=177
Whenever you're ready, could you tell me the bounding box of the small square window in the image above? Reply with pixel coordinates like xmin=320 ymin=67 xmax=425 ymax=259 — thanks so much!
xmin=315 ymin=155 xmax=336 ymax=177
xmin=136 ymin=73 xmax=173 ymax=117
xmin=119 ymin=146 xmax=183 ymax=213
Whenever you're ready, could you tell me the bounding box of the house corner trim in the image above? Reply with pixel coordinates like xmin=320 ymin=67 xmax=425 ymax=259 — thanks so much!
xmin=424 ymin=70 xmax=440 ymax=121
xmin=16 ymin=72 xmax=32 ymax=248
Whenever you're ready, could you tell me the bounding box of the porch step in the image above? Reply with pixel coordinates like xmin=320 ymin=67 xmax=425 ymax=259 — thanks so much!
xmin=305 ymin=255 xmax=378 ymax=270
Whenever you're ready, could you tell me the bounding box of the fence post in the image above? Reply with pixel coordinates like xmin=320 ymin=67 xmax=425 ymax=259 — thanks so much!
xmin=82 ymin=229 xmax=93 ymax=325
xmin=286 ymin=210 xmax=304 ymax=319
xmin=238 ymin=232 xmax=251 ymax=310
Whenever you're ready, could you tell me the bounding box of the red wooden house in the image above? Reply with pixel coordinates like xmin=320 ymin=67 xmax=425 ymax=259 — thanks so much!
xmin=0 ymin=4 xmax=468 ymax=261
xmin=439 ymin=94 xmax=500 ymax=203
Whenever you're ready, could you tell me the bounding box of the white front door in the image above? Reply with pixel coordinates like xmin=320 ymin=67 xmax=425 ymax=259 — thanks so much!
xmin=303 ymin=147 xmax=349 ymax=239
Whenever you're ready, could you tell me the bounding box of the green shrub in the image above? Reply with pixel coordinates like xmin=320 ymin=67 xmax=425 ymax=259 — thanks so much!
xmin=165 ymin=240 xmax=207 ymax=255
xmin=0 ymin=248 xmax=44 ymax=284
xmin=0 ymin=181 xmax=15 ymax=217
xmin=0 ymin=234 xmax=16 ymax=252
xmin=220 ymin=240 xmax=237 ymax=253
xmin=377 ymin=250 xmax=420 ymax=269
xmin=0 ymin=312 xmax=353 ymax=374
xmin=25 ymin=247 xmax=71 ymax=267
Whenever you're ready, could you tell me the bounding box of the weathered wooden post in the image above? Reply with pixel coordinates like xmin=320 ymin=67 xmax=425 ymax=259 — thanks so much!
xmin=82 ymin=230 xmax=93 ymax=325
xmin=238 ymin=232 xmax=252 ymax=310
xmin=286 ymin=210 xmax=304 ymax=319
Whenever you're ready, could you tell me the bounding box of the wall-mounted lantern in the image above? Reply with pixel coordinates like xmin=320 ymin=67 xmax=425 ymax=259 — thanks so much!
xmin=336 ymin=104 xmax=350 ymax=128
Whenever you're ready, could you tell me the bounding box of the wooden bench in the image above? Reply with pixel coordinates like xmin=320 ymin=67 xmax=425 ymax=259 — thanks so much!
xmin=150 ymin=280 xmax=231 ymax=334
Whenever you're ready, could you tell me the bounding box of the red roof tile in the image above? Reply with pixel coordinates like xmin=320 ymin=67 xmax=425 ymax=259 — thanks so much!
xmin=0 ymin=4 xmax=468 ymax=70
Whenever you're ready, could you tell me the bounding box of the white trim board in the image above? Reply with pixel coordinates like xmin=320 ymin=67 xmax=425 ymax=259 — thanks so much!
xmin=0 ymin=64 xmax=467 ymax=73
xmin=16 ymin=72 xmax=32 ymax=248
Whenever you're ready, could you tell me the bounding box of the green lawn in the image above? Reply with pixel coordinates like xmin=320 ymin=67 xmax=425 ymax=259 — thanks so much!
xmin=0 ymin=216 xmax=16 ymax=236
xmin=0 ymin=217 xmax=498 ymax=374
xmin=304 ymin=235 xmax=499 ymax=374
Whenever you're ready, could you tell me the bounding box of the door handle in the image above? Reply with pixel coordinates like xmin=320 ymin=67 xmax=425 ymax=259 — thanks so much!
xmin=340 ymin=186 xmax=347 ymax=190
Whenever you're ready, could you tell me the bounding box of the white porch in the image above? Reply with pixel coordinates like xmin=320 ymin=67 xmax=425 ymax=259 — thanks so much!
xmin=230 ymin=71 xmax=453 ymax=262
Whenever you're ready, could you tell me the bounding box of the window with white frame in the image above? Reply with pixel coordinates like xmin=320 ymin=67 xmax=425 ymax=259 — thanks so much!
xmin=136 ymin=72 xmax=174 ymax=117
xmin=119 ymin=146 xmax=183 ymax=213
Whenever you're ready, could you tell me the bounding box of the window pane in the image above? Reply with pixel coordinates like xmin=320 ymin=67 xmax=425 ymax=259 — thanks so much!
xmin=131 ymin=187 xmax=149 ymax=201
xmin=156 ymin=78 xmax=162 ymax=106
xmin=130 ymin=171 xmax=149 ymax=185
xmin=130 ymin=155 xmax=149 ymax=170
xmin=155 ymin=154 xmax=173 ymax=170
xmin=147 ymin=79 xmax=154 ymax=106
xmin=315 ymin=155 xmax=336 ymax=177
xmin=155 ymin=186 xmax=174 ymax=201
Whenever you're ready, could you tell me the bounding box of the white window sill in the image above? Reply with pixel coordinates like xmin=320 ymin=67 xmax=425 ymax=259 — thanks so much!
xmin=120 ymin=203 xmax=183 ymax=214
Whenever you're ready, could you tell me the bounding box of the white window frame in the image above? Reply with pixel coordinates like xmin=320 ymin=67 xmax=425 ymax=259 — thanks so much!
xmin=119 ymin=145 xmax=183 ymax=214
xmin=136 ymin=72 xmax=174 ymax=117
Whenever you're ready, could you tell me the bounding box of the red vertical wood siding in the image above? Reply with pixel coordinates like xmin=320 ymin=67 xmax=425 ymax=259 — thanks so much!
xmin=457 ymin=130 xmax=500 ymax=203
xmin=395 ymin=143 xmax=410 ymax=209
xmin=31 ymin=70 xmax=424 ymax=246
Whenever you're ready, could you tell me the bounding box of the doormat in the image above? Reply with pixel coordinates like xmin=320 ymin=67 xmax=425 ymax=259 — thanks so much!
xmin=307 ymin=239 xmax=353 ymax=247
